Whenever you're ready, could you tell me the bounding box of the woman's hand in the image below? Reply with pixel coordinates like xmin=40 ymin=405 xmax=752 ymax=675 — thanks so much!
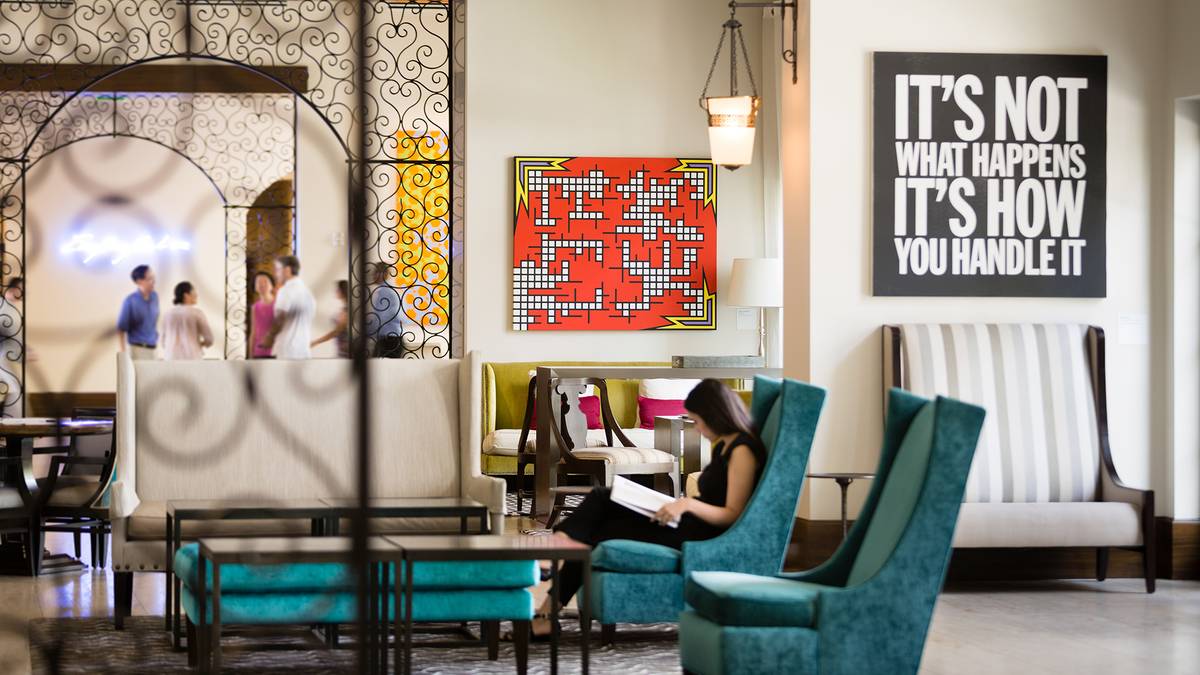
xmin=652 ymin=497 xmax=691 ymax=526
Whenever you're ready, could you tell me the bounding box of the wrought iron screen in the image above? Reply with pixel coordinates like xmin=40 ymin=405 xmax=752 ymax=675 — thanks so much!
xmin=0 ymin=0 xmax=464 ymax=414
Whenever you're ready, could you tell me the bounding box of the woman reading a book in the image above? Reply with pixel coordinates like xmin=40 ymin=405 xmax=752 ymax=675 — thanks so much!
xmin=532 ymin=378 xmax=768 ymax=638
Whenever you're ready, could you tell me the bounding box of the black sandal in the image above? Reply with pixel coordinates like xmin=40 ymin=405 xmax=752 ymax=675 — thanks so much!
xmin=530 ymin=612 xmax=560 ymax=643
xmin=500 ymin=613 xmax=559 ymax=643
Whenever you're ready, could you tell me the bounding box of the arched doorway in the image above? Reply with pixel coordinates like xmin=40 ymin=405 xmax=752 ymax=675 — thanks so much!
xmin=0 ymin=0 xmax=465 ymax=413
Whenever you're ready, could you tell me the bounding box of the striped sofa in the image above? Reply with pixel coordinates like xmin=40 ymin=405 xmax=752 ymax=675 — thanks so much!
xmin=883 ymin=324 xmax=1155 ymax=592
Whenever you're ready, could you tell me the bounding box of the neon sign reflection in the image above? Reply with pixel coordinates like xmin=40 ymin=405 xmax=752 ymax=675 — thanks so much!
xmin=60 ymin=233 xmax=192 ymax=265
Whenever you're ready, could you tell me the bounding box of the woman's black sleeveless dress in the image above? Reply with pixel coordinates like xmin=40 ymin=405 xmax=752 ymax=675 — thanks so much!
xmin=551 ymin=432 xmax=765 ymax=604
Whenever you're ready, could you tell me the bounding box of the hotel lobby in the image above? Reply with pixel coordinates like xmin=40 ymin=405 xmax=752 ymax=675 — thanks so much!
xmin=0 ymin=0 xmax=1197 ymax=673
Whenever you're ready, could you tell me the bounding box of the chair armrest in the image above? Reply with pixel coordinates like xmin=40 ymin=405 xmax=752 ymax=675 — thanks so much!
xmin=463 ymin=473 xmax=506 ymax=515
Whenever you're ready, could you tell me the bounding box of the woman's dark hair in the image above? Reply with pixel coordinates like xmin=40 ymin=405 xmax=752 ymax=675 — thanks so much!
xmin=684 ymin=379 xmax=757 ymax=439
xmin=172 ymin=281 xmax=193 ymax=305
xmin=254 ymin=270 xmax=275 ymax=289
xmin=336 ymin=280 xmax=349 ymax=299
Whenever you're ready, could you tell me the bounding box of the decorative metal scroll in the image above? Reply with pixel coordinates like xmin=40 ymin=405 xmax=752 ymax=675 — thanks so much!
xmin=0 ymin=0 xmax=463 ymax=415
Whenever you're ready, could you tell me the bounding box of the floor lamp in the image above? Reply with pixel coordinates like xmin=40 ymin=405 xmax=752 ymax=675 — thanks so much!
xmin=727 ymin=258 xmax=783 ymax=365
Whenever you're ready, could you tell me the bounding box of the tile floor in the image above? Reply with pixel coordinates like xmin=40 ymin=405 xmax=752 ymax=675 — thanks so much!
xmin=2 ymin=532 xmax=1197 ymax=674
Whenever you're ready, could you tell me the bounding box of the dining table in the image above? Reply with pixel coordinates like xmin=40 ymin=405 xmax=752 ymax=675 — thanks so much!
xmin=0 ymin=416 xmax=114 ymax=574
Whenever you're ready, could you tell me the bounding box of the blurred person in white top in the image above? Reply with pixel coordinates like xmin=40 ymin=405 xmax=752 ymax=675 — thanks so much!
xmin=161 ymin=281 xmax=214 ymax=360
xmin=260 ymin=254 xmax=316 ymax=359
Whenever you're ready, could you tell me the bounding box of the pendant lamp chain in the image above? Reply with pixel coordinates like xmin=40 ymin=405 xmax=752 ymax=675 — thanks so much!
xmin=699 ymin=6 xmax=759 ymax=110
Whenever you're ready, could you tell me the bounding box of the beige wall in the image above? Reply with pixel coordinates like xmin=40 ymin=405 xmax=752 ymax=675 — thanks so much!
xmin=800 ymin=0 xmax=1170 ymax=519
xmin=25 ymin=138 xmax=226 ymax=393
xmin=1166 ymin=0 xmax=1200 ymax=519
xmin=464 ymin=0 xmax=766 ymax=361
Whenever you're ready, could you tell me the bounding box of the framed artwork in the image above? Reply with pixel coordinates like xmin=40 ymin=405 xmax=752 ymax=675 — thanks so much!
xmin=873 ymin=52 xmax=1107 ymax=297
xmin=512 ymin=156 xmax=717 ymax=331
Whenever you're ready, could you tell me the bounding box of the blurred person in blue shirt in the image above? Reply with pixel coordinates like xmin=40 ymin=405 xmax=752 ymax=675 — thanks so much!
xmin=116 ymin=264 xmax=160 ymax=359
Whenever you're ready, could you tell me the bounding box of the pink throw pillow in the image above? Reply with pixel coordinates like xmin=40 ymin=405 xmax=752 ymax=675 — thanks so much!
xmin=579 ymin=395 xmax=603 ymax=429
xmin=638 ymin=396 xmax=687 ymax=430
xmin=528 ymin=395 xmax=603 ymax=430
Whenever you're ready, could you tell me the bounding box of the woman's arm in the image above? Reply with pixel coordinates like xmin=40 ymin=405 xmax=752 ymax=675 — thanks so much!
xmin=311 ymin=309 xmax=347 ymax=347
xmin=196 ymin=309 xmax=214 ymax=348
xmin=653 ymin=444 xmax=758 ymax=529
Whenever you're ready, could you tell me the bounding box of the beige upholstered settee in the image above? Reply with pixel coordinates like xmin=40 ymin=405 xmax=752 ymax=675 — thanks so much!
xmin=108 ymin=351 xmax=505 ymax=622
xmin=883 ymin=324 xmax=1155 ymax=591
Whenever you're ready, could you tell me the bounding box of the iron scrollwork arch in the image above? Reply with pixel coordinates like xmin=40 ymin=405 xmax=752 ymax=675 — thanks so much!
xmin=0 ymin=0 xmax=464 ymax=414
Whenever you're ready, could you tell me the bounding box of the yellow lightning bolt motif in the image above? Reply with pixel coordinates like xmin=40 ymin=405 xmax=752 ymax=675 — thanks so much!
xmin=514 ymin=157 xmax=572 ymax=219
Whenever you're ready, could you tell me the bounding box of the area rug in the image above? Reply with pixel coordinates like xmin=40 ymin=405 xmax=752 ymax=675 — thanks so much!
xmin=29 ymin=615 xmax=681 ymax=674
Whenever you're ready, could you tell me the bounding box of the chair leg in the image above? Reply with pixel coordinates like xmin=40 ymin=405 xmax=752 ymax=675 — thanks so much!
xmin=512 ymin=620 xmax=529 ymax=675
xmin=482 ymin=620 xmax=499 ymax=660
xmin=601 ymin=623 xmax=615 ymax=646
xmin=89 ymin=531 xmax=98 ymax=568
xmin=113 ymin=571 xmax=133 ymax=630
xmin=73 ymin=531 xmax=81 ymax=559
xmin=186 ymin=619 xmax=197 ymax=667
xmin=1096 ymin=547 xmax=1108 ymax=581
xmin=27 ymin=518 xmax=43 ymax=577
xmin=1144 ymin=545 xmax=1157 ymax=594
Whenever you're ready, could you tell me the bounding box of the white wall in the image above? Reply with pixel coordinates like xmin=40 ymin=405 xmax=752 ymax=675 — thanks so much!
xmin=1166 ymin=0 xmax=1200 ymax=519
xmin=464 ymin=0 xmax=764 ymax=361
xmin=25 ymin=138 xmax=226 ymax=393
xmin=800 ymin=0 xmax=1169 ymax=518
xmin=21 ymin=101 xmax=351 ymax=392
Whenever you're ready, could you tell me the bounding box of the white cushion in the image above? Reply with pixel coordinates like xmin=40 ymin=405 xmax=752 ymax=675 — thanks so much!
xmin=952 ymin=501 xmax=1142 ymax=548
xmin=483 ymin=429 xmax=536 ymax=456
xmin=616 ymin=427 xmax=656 ymax=448
xmin=638 ymin=378 xmax=701 ymax=400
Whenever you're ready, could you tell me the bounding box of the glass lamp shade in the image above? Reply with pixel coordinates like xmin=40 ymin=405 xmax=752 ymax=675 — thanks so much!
xmin=705 ymin=95 xmax=760 ymax=169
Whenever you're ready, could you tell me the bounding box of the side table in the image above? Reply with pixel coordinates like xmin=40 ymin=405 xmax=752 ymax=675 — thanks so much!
xmin=653 ymin=415 xmax=703 ymax=496
xmin=806 ymin=472 xmax=876 ymax=537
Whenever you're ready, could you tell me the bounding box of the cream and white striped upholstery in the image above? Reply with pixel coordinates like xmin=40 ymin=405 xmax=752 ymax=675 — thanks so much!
xmin=572 ymin=446 xmax=676 ymax=466
xmin=899 ymin=324 xmax=1100 ymax=503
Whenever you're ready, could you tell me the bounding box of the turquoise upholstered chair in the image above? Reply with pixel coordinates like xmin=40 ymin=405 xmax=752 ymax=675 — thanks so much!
xmin=678 ymin=389 xmax=986 ymax=675
xmin=590 ymin=376 xmax=826 ymax=642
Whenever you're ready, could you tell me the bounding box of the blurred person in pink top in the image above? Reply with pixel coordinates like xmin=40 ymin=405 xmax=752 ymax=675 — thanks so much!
xmin=249 ymin=271 xmax=275 ymax=358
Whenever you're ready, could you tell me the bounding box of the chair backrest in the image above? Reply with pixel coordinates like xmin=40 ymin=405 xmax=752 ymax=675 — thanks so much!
xmin=483 ymin=361 xmax=666 ymax=433
xmin=682 ymin=376 xmax=826 ymax=577
xmin=802 ymin=391 xmax=985 ymax=675
xmin=893 ymin=324 xmax=1099 ymax=503
xmin=127 ymin=358 xmax=466 ymax=503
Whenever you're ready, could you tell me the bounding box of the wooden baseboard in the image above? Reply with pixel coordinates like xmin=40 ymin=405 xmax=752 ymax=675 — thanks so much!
xmin=1159 ymin=517 xmax=1200 ymax=580
xmin=27 ymin=392 xmax=116 ymax=417
xmin=786 ymin=516 xmax=1197 ymax=580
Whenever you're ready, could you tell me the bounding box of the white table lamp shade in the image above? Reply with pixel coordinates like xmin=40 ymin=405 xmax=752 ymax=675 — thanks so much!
xmin=726 ymin=258 xmax=782 ymax=308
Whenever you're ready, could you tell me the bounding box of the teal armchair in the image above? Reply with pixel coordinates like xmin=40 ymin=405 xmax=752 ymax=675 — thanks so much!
xmin=590 ymin=376 xmax=826 ymax=642
xmin=678 ymin=390 xmax=986 ymax=675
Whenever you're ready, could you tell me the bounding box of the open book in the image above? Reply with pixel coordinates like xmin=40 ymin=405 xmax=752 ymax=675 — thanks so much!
xmin=611 ymin=476 xmax=679 ymax=528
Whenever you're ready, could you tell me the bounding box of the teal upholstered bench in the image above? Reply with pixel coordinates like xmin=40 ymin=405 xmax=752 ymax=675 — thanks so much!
xmin=174 ymin=543 xmax=538 ymax=661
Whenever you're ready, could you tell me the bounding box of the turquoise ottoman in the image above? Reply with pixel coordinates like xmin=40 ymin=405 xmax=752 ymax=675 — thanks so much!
xmin=174 ymin=543 xmax=538 ymax=662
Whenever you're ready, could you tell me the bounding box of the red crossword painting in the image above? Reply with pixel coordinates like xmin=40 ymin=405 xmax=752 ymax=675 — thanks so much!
xmin=512 ymin=156 xmax=717 ymax=331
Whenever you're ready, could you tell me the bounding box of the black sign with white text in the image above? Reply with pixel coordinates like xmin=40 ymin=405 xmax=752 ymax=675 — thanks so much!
xmin=872 ymin=52 xmax=1107 ymax=297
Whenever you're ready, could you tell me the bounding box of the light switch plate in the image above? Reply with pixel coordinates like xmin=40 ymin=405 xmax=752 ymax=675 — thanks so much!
xmin=1117 ymin=313 xmax=1149 ymax=346
xmin=736 ymin=308 xmax=756 ymax=330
